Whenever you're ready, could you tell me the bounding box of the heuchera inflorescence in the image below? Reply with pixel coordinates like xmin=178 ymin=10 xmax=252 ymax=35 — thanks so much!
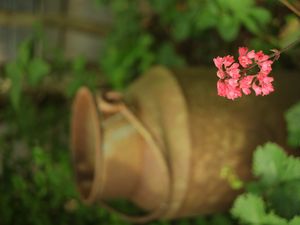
xmin=213 ymin=47 xmax=278 ymax=100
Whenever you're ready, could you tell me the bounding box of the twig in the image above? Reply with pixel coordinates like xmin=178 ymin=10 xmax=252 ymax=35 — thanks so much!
xmin=280 ymin=0 xmax=300 ymax=17
xmin=240 ymin=36 xmax=300 ymax=73
xmin=279 ymin=36 xmax=300 ymax=53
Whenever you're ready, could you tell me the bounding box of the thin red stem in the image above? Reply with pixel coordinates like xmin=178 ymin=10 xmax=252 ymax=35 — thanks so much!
xmin=243 ymin=36 xmax=300 ymax=73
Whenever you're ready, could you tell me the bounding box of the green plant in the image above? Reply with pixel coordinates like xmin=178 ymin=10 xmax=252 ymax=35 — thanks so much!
xmin=0 ymin=142 xmax=235 ymax=225
xmin=0 ymin=28 xmax=107 ymax=224
xmin=0 ymin=143 xmax=107 ymax=225
xmin=285 ymin=101 xmax=300 ymax=148
xmin=97 ymin=0 xmax=278 ymax=89
xmin=66 ymin=55 xmax=98 ymax=97
xmin=231 ymin=143 xmax=300 ymax=225
xmin=5 ymin=37 xmax=50 ymax=110
xmin=184 ymin=0 xmax=268 ymax=39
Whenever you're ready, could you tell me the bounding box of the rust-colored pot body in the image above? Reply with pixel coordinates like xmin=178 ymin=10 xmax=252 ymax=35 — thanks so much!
xmin=71 ymin=66 xmax=300 ymax=221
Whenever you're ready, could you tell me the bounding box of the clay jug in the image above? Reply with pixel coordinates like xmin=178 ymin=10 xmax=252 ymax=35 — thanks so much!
xmin=71 ymin=66 xmax=300 ymax=222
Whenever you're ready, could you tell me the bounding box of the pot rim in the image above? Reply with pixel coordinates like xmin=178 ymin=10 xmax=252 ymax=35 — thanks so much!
xmin=71 ymin=87 xmax=103 ymax=204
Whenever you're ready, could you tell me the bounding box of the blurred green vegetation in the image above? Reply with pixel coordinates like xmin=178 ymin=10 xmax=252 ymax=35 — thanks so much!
xmin=97 ymin=0 xmax=300 ymax=89
xmin=0 ymin=0 xmax=300 ymax=224
xmin=231 ymin=143 xmax=300 ymax=225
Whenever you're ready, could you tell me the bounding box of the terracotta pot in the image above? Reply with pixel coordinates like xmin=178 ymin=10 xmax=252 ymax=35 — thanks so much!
xmin=71 ymin=66 xmax=300 ymax=222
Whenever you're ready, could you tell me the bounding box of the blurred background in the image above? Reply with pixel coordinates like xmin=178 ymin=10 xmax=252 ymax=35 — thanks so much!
xmin=0 ymin=0 xmax=300 ymax=225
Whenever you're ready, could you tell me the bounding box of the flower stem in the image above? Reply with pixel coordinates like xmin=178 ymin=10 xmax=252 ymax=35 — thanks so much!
xmin=279 ymin=36 xmax=300 ymax=54
xmin=280 ymin=0 xmax=300 ymax=17
xmin=243 ymin=36 xmax=300 ymax=73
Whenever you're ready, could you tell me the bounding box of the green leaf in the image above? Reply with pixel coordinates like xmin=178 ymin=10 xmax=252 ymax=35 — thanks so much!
xmin=217 ymin=0 xmax=254 ymax=17
xmin=241 ymin=15 xmax=260 ymax=35
xmin=262 ymin=212 xmax=288 ymax=225
xmin=250 ymin=7 xmax=271 ymax=26
xmin=5 ymin=62 xmax=23 ymax=110
xmin=194 ymin=217 xmax=208 ymax=225
xmin=282 ymin=156 xmax=300 ymax=182
xmin=72 ymin=56 xmax=86 ymax=74
xmin=232 ymin=193 xmax=289 ymax=225
xmin=27 ymin=58 xmax=50 ymax=86
xmin=252 ymin=142 xmax=300 ymax=219
xmin=217 ymin=13 xmax=240 ymax=42
xmin=226 ymin=0 xmax=254 ymax=12
xmin=32 ymin=146 xmax=48 ymax=166
xmin=66 ymin=76 xmax=85 ymax=97
xmin=289 ymin=217 xmax=300 ymax=225
xmin=156 ymin=43 xmax=185 ymax=67
xmin=195 ymin=3 xmax=218 ymax=31
xmin=17 ymin=39 xmax=32 ymax=67
xmin=240 ymin=7 xmax=271 ymax=35
xmin=231 ymin=193 xmax=266 ymax=224
xmin=267 ymin=180 xmax=300 ymax=219
xmin=101 ymin=34 xmax=154 ymax=89
xmin=149 ymin=0 xmax=174 ymax=14
xmin=139 ymin=52 xmax=155 ymax=73
xmin=285 ymin=102 xmax=300 ymax=148
xmin=253 ymin=143 xmax=287 ymax=185
xmin=210 ymin=214 xmax=233 ymax=225
xmin=253 ymin=141 xmax=300 ymax=184
xmin=171 ymin=15 xmax=191 ymax=41
xmin=12 ymin=176 xmax=28 ymax=192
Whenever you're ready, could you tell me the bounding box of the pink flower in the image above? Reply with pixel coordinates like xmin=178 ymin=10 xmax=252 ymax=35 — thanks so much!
xmin=213 ymin=47 xmax=277 ymax=100
xmin=247 ymin=50 xmax=255 ymax=59
xmin=261 ymin=82 xmax=274 ymax=95
xmin=257 ymin=72 xmax=267 ymax=81
xmin=238 ymin=47 xmax=255 ymax=68
xmin=222 ymin=78 xmax=242 ymax=100
xmin=213 ymin=55 xmax=241 ymax=80
xmin=252 ymin=83 xmax=262 ymax=96
xmin=225 ymin=84 xmax=242 ymax=100
xmin=217 ymin=80 xmax=227 ymax=97
xmin=213 ymin=57 xmax=223 ymax=70
xmin=223 ymin=55 xmax=234 ymax=67
xmin=239 ymin=76 xmax=254 ymax=95
xmin=255 ymin=51 xmax=269 ymax=63
xmin=259 ymin=76 xmax=274 ymax=84
xmin=217 ymin=78 xmax=242 ymax=100
xmin=238 ymin=55 xmax=252 ymax=68
xmin=227 ymin=78 xmax=239 ymax=87
xmin=260 ymin=60 xmax=273 ymax=75
xmin=217 ymin=70 xmax=225 ymax=79
xmin=239 ymin=47 xmax=248 ymax=56
xmin=258 ymin=75 xmax=274 ymax=96
xmin=227 ymin=63 xmax=241 ymax=79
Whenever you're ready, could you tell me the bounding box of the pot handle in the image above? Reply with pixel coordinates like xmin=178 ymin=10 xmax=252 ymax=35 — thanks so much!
xmin=93 ymin=91 xmax=171 ymax=223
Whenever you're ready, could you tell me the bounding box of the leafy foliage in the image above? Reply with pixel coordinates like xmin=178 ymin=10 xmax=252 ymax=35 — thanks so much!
xmin=214 ymin=0 xmax=271 ymax=41
xmin=285 ymin=102 xmax=300 ymax=148
xmin=231 ymin=143 xmax=300 ymax=224
xmin=231 ymin=193 xmax=287 ymax=225
xmin=5 ymin=38 xmax=50 ymax=110
xmin=254 ymin=143 xmax=300 ymax=184
xmin=97 ymin=0 xmax=277 ymax=89
xmin=66 ymin=56 xmax=98 ymax=97
xmin=0 ymin=143 xmax=116 ymax=225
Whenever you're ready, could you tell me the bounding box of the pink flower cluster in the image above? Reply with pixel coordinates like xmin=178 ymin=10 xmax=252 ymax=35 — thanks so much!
xmin=213 ymin=47 xmax=276 ymax=100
